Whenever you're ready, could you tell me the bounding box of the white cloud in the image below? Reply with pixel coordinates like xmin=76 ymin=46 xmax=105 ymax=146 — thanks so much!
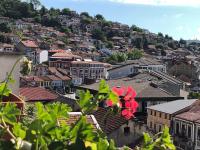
xmin=176 ymin=26 xmax=184 ymax=31
xmin=173 ymin=13 xmax=184 ymax=18
xmin=108 ymin=0 xmax=200 ymax=7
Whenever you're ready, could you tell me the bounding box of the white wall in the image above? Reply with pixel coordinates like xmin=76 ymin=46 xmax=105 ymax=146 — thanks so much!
xmin=38 ymin=50 xmax=48 ymax=64
xmin=0 ymin=53 xmax=22 ymax=95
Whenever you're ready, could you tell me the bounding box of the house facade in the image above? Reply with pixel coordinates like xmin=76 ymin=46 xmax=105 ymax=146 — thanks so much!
xmin=70 ymin=61 xmax=111 ymax=84
xmin=147 ymin=99 xmax=197 ymax=134
xmin=172 ymin=101 xmax=200 ymax=150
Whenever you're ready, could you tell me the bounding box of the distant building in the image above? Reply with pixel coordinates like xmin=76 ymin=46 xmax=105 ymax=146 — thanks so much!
xmin=108 ymin=58 xmax=166 ymax=79
xmin=49 ymin=51 xmax=81 ymax=69
xmin=16 ymin=40 xmax=39 ymax=64
xmin=172 ymin=100 xmax=200 ymax=150
xmin=75 ymin=72 xmax=184 ymax=114
xmin=93 ymin=108 xmax=145 ymax=147
xmin=70 ymin=60 xmax=111 ymax=85
xmin=147 ymin=99 xmax=197 ymax=133
xmin=0 ymin=44 xmax=15 ymax=53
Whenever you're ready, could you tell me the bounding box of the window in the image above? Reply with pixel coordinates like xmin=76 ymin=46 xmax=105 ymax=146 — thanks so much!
xmin=154 ymin=124 xmax=156 ymax=131
xmin=150 ymin=122 xmax=152 ymax=128
xmin=165 ymin=114 xmax=168 ymax=119
xmin=182 ymin=124 xmax=186 ymax=137
xmin=159 ymin=112 xmax=162 ymax=118
xmin=154 ymin=111 xmax=156 ymax=116
xmin=188 ymin=126 xmax=191 ymax=138
xmin=159 ymin=125 xmax=162 ymax=132
xmin=176 ymin=122 xmax=179 ymax=135
xmin=124 ymin=126 xmax=130 ymax=136
xmin=150 ymin=110 xmax=152 ymax=115
xmin=198 ymin=128 xmax=200 ymax=140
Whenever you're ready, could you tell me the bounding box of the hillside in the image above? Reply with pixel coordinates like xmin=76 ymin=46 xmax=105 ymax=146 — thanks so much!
xmin=0 ymin=0 xmax=200 ymax=59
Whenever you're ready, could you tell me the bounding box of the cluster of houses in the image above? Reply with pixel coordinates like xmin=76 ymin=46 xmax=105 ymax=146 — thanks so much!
xmin=0 ymin=14 xmax=200 ymax=149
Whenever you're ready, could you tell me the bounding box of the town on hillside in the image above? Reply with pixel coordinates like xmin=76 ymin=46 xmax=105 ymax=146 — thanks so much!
xmin=0 ymin=0 xmax=200 ymax=149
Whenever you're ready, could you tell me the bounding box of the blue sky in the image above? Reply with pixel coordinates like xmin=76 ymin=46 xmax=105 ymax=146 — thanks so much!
xmin=40 ymin=0 xmax=200 ymax=40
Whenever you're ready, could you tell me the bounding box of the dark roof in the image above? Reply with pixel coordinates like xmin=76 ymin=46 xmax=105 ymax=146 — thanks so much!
xmin=93 ymin=108 xmax=127 ymax=134
xmin=19 ymin=87 xmax=58 ymax=102
xmin=147 ymin=99 xmax=197 ymax=114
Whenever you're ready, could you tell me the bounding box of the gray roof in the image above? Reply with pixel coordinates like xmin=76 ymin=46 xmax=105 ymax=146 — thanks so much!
xmin=78 ymin=74 xmax=178 ymax=98
xmin=147 ymin=99 xmax=198 ymax=114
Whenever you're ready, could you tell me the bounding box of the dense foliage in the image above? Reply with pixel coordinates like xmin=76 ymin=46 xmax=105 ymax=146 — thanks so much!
xmin=106 ymin=49 xmax=143 ymax=64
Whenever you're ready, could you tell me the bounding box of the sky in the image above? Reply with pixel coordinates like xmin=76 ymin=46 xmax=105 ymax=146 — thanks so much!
xmin=40 ymin=0 xmax=200 ymax=40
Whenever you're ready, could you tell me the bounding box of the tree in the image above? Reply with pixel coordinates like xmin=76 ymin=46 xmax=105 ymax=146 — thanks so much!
xmin=168 ymin=41 xmax=177 ymax=49
xmin=95 ymin=14 xmax=104 ymax=20
xmin=80 ymin=12 xmax=90 ymax=18
xmin=61 ymin=8 xmax=71 ymax=15
xmin=131 ymin=25 xmax=143 ymax=32
xmin=188 ymin=92 xmax=200 ymax=99
xmin=92 ymin=29 xmax=106 ymax=42
xmin=134 ymin=37 xmax=144 ymax=49
xmin=39 ymin=5 xmax=48 ymax=16
xmin=155 ymin=43 xmax=164 ymax=50
xmin=0 ymin=23 xmax=11 ymax=33
xmin=127 ymin=49 xmax=143 ymax=60
xmin=158 ymin=32 xmax=163 ymax=37
xmin=29 ymin=0 xmax=41 ymax=10
xmin=179 ymin=38 xmax=186 ymax=45
xmin=106 ymin=41 xmax=114 ymax=49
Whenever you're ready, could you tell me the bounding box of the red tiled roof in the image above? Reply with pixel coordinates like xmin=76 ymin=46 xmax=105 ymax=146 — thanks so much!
xmin=59 ymin=112 xmax=100 ymax=131
xmin=21 ymin=40 xmax=38 ymax=48
xmin=49 ymin=49 xmax=66 ymax=53
xmin=175 ymin=100 xmax=200 ymax=122
xmin=46 ymin=75 xmax=61 ymax=81
xmin=93 ymin=108 xmax=127 ymax=134
xmin=19 ymin=87 xmax=58 ymax=102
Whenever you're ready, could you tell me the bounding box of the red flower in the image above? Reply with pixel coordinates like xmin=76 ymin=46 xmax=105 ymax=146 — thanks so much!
xmin=112 ymin=87 xmax=125 ymax=96
xmin=109 ymin=86 xmax=138 ymax=120
xmin=121 ymin=109 xmax=133 ymax=120
xmin=106 ymin=100 xmax=113 ymax=107
xmin=124 ymin=86 xmax=137 ymax=101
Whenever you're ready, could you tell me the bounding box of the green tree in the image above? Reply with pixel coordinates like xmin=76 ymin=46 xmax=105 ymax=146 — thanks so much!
xmin=81 ymin=17 xmax=92 ymax=25
xmin=158 ymin=32 xmax=163 ymax=37
xmin=131 ymin=25 xmax=143 ymax=32
xmin=179 ymin=38 xmax=186 ymax=45
xmin=61 ymin=8 xmax=71 ymax=15
xmin=106 ymin=41 xmax=114 ymax=49
xmin=134 ymin=37 xmax=144 ymax=49
xmin=127 ymin=49 xmax=143 ymax=60
xmin=39 ymin=5 xmax=48 ymax=16
xmin=95 ymin=14 xmax=104 ymax=20
xmin=80 ymin=12 xmax=90 ymax=18
xmin=92 ymin=29 xmax=106 ymax=42
xmin=0 ymin=23 xmax=11 ymax=33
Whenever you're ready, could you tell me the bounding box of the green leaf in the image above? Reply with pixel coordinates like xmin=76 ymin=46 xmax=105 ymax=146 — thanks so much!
xmin=0 ymin=82 xmax=12 ymax=97
xmin=98 ymin=80 xmax=110 ymax=94
xmin=108 ymin=91 xmax=118 ymax=105
xmin=13 ymin=123 xmax=26 ymax=139
xmin=78 ymin=90 xmax=97 ymax=114
xmin=97 ymin=139 xmax=109 ymax=150
xmin=70 ymin=116 xmax=98 ymax=143
xmin=143 ymin=133 xmax=152 ymax=144
xmin=0 ymin=103 xmax=20 ymax=125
